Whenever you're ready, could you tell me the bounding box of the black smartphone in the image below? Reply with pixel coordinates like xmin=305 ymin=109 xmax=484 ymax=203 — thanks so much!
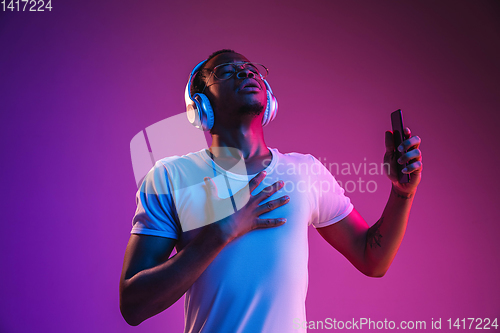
xmin=391 ymin=109 xmax=410 ymax=183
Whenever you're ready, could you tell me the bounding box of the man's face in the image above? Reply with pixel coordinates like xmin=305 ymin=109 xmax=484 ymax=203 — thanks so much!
xmin=201 ymin=52 xmax=268 ymax=124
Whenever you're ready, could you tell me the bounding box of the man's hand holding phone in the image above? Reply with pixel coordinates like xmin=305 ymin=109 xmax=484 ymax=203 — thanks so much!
xmin=384 ymin=115 xmax=423 ymax=197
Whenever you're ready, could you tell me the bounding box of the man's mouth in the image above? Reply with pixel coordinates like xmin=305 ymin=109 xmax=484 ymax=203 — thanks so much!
xmin=240 ymin=79 xmax=261 ymax=90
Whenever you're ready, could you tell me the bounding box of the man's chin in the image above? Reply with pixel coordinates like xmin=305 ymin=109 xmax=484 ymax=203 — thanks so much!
xmin=238 ymin=102 xmax=265 ymax=116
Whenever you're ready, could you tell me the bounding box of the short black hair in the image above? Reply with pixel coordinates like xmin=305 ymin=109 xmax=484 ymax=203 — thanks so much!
xmin=191 ymin=49 xmax=236 ymax=94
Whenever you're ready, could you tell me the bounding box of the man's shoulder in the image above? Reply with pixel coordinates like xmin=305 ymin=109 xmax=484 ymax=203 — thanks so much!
xmin=142 ymin=149 xmax=210 ymax=191
xmin=156 ymin=149 xmax=208 ymax=170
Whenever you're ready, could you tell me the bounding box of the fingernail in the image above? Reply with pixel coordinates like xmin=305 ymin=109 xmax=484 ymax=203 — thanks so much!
xmin=402 ymin=168 xmax=407 ymax=173
xmin=398 ymin=145 xmax=403 ymax=152
xmin=279 ymin=180 xmax=284 ymax=186
xmin=397 ymin=158 xmax=402 ymax=164
xmin=262 ymin=171 xmax=267 ymax=175
xmin=284 ymin=196 xmax=290 ymax=201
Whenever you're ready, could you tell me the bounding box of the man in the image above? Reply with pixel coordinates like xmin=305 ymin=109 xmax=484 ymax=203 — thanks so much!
xmin=119 ymin=49 xmax=422 ymax=332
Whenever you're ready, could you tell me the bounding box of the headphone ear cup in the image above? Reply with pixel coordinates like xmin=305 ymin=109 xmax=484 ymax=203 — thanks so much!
xmin=268 ymin=92 xmax=278 ymax=123
xmin=185 ymin=60 xmax=214 ymax=131
xmin=262 ymin=90 xmax=272 ymax=126
xmin=193 ymin=93 xmax=214 ymax=131
xmin=186 ymin=80 xmax=200 ymax=128
xmin=262 ymin=80 xmax=278 ymax=127
xmin=186 ymin=98 xmax=202 ymax=128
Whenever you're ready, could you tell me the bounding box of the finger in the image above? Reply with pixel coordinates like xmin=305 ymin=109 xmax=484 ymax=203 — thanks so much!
xmin=397 ymin=148 xmax=421 ymax=164
xmin=255 ymin=180 xmax=285 ymax=201
xmin=203 ymin=177 xmax=219 ymax=197
xmin=404 ymin=127 xmax=411 ymax=139
xmin=248 ymin=170 xmax=267 ymax=193
xmin=254 ymin=217 xmax=286 ymax=229
xmin=232 ymin=171 xmax=268 ymax=209
xmin=385 ymin=131 xmax=395 ymax=153
xmin=402 ymin=161 xmax=423 ymax=174
xmin=256 ymin=195 xmax=290 ymax=215
xmin=398 ymin=135 xmax=421 ymax=152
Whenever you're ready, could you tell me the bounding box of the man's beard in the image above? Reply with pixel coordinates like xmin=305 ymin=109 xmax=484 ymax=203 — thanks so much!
xmin=238 ymin=102 xmax=265 ymax=116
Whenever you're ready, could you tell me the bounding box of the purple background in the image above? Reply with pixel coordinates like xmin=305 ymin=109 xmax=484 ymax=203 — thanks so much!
xmin=1 ymin=0 xmax=499 ymax=331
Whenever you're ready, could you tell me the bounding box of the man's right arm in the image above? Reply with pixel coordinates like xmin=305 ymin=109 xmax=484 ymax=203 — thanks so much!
xmin=119 ymin=224 xmax=229 ymax=326
xmin=119 ymin=171 xmax=289 ymax=326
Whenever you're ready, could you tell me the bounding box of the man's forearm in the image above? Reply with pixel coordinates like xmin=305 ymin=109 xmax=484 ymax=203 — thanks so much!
xmin=120 ymin=222 xmax=230 ymax=326
xmin=364 ymin=185 xmax=414 ymax=277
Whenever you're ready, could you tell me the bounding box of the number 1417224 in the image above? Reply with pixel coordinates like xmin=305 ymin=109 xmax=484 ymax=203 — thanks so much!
xmin=2 ymin=0 xmax=52 ymax=11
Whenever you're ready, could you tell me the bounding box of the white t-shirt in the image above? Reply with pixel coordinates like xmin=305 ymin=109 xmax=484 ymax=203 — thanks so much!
xmin=131 ymin=148 xmax=353 ymax=333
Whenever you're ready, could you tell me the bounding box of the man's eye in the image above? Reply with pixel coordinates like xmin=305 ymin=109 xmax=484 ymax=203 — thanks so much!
xmin=219 ymin=72 xmax=233 ymax=79
xmin=215 ymin=68 xmax=234 ymax=78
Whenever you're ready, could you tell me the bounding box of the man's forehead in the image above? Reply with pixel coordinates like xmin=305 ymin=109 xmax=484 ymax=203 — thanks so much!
xmin=205 ymin=52 xmax=249 ymax=69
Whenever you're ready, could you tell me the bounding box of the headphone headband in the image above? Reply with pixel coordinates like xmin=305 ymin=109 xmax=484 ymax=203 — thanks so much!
xmin=186 ymin=60 xmax=207 ymax=102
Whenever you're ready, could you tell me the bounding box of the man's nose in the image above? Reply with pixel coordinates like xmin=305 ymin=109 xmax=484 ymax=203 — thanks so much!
xmin=236 ymin=69 xmax=256 ymax=79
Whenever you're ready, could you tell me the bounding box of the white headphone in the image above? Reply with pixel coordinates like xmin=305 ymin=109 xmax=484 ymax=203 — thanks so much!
xmin=184 ymin=60 xmax=278 ymax=131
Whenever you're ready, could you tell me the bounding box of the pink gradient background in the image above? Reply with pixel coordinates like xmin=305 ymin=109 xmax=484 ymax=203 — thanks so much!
xmin=1 ymin=0 xmax=499 ymax=332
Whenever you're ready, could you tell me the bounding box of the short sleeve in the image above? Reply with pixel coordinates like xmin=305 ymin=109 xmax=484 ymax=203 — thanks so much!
xmin=131 ymin=161 xmax=181 ymax=239
xmin=308 ymin=155 xmax=354 ymax=228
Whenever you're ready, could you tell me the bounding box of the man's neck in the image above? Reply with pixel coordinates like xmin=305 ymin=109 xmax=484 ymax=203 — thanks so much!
xmin=210 ymin=120 xmax=268 ymax=156
xmin=208 ymin=122 xmax=272 ymax=174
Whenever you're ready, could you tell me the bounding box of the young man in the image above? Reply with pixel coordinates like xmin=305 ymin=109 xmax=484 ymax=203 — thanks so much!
xmin=119 ymin=49 xmax=422 ymax=332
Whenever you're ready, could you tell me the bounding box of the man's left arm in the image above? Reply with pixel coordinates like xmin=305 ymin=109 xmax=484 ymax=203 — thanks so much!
xmin=317 ymin=127 xmax=422 ymax=277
